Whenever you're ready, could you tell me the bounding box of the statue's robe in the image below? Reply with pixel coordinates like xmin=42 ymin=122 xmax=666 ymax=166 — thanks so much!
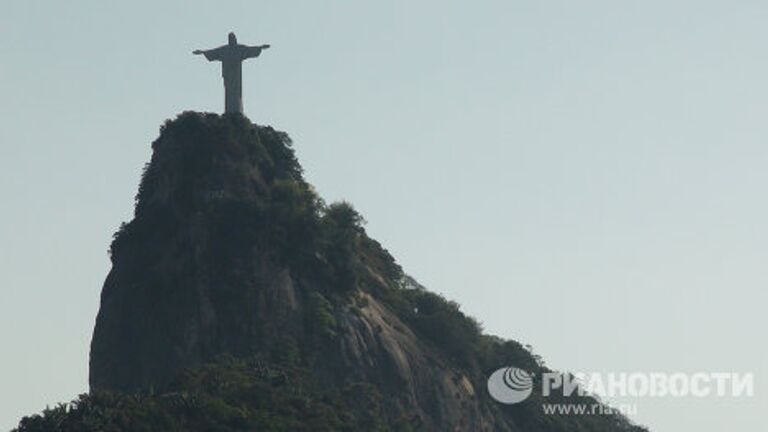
xmin=202 ymin=45 xmax=265 ymax=114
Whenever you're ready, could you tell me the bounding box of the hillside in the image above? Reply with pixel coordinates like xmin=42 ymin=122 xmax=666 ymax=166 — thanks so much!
xmin=14 ymin=112 xmax=647 ymax=431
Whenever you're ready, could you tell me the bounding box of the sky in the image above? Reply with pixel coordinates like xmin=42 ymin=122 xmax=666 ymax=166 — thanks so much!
xmin=1 ymin=1 xmax=766 ymax=430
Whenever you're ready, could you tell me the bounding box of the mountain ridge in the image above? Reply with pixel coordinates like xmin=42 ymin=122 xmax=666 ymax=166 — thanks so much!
xmin=15 ymin=112 xmax=647 ymax=432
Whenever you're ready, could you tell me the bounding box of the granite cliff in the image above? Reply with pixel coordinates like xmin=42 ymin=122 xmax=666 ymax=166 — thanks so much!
xmin=16 ymin=112 xmax=647 ymax=432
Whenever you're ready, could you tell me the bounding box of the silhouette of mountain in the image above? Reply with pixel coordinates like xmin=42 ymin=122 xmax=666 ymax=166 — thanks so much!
xmin=14 ymin=112 xmax=647 ymax=431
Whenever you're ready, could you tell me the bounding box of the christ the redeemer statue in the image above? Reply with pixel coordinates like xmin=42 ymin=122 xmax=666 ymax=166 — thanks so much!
xmin=194 ymin=32 xmax=270 ymax=114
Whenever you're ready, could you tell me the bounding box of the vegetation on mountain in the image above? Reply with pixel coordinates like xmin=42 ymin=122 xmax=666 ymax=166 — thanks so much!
xmin=16 ymin=112 xmax=646 ymax=431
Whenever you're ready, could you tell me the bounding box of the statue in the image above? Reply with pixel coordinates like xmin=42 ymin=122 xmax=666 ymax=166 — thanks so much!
xmin=194 ymin=32 xmax=270 ymax=114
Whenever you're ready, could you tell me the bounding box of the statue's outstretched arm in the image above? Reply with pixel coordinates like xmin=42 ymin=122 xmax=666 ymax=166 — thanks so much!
xmin=244 ymin=44 xmax=270 ymax=59
xmin=193 ymin=47 xmax=225 ymax=61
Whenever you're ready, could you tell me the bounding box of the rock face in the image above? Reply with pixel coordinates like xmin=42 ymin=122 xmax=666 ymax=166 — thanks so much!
xmin=91 ymin=113 xmax=308 ymax=393
xmin=89 ymin=112 xmax=646 ymax=431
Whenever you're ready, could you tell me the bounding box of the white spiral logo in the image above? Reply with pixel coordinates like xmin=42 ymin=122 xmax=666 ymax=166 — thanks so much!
xmin=487 ymin=367 xmax=534 ymax=404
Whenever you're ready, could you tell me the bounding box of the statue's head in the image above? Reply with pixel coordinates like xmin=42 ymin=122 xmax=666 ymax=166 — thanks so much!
xmin=228 ymin=32 xmax=237 ymax=45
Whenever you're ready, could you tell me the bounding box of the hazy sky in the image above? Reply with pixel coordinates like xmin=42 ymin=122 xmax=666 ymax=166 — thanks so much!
xmin=1 ymin=1 xmax=766 ymax=430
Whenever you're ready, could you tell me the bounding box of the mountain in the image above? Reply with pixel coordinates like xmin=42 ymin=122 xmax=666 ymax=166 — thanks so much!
xmin=14 ymin=112 xmax=647 ymax=431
